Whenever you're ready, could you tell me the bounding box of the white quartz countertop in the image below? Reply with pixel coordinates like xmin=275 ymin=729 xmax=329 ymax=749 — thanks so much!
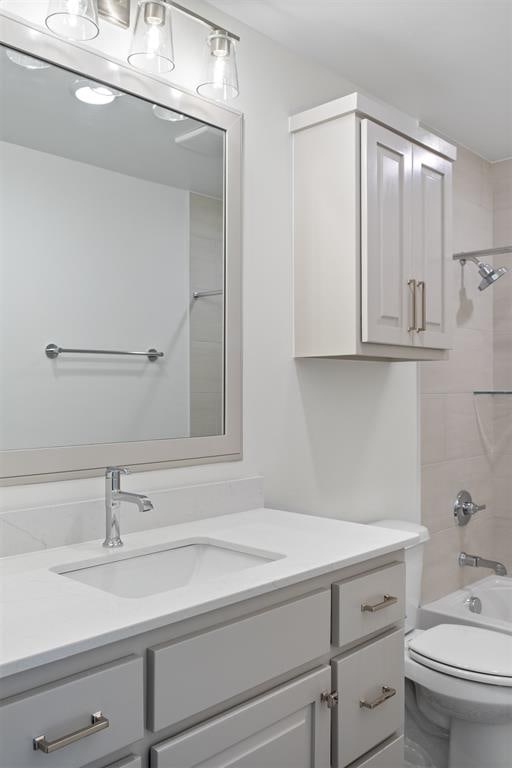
xmin=0 ymin=508 xmax=417 ymax=678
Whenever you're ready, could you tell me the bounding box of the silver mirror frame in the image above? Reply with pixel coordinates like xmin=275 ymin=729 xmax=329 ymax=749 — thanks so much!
xmin=0 ymin=14 xmax=242 ymax=484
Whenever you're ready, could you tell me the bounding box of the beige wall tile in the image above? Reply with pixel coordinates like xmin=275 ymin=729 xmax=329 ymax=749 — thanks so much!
xmin=491 ymin=159 xmax=512 ymax=212
xmin=421 ymin=395 xmax=446 ymax=465
xmin=494 ymin=331 xmax=512 ymax=388
xmin=420 ymin=328 xmax=493 ymax=394
xmin=494 ymin=517 xmax=512 ymax=573
xmin=445 ymin=392 xmax=493 ymax=461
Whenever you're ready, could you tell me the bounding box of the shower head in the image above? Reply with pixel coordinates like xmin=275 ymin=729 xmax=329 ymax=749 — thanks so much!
xmin=453 ymin=246 xmax=511 ymax=291
xmin=476 ymin=261 xmax=509 ymax=291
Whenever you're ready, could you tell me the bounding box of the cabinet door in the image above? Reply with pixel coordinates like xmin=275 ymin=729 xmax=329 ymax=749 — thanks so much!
xmin=412 ymin=146 xmax=453 ymax=349
xmin=151 ymin=667 xmax=331 ymax=768
xmin=361 ymin=120 xmax=413 ymax=346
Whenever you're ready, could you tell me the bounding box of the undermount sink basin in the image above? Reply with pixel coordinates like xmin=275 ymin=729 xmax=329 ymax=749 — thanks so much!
xmin=56 ymin=541 xmax=278 ymax=598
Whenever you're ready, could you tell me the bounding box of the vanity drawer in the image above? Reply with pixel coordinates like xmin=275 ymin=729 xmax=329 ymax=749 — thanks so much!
xmin=0 ymin=656 xmax=144 ymax=768
xmin=148 ymin=590 xmax=330 ymax=731
xmin=332 ymin=562 xmax=405 ymax=647
xmin=348 ymin=736 xmax=404 ymax=767
xmin=332 ymin=628 xmax=404 ymax=768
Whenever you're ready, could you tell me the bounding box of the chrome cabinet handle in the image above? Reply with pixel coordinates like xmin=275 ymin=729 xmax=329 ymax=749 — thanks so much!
xmin=417 ymin=281 xmax=426 ymax=332
xmin=408 ymin=279 xmax=417 ymax=332
xmin=33 ymin=712 xmax=109 ymax=753
xmin=360 ymin=685 xmax=397 ymax=710
xmin=361 ymin=594 xmax=398 ymax=613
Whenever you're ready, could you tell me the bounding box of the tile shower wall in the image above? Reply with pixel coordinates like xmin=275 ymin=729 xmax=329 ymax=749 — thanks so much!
xmin=420 ymin=147 xmax=495 ymax=602
xmin=492 ymin=159 xmax=512 ymax=572
xmin=189 ymin=193 xmax=224 ymax=437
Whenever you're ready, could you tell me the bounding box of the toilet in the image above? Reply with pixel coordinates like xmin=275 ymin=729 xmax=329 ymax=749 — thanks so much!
xmin=373 ymin=519 xmax=512 ymax=768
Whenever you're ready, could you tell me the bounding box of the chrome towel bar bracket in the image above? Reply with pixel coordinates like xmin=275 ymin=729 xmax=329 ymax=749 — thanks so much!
xmin=45 ymin=344 xmax=164 ymax=361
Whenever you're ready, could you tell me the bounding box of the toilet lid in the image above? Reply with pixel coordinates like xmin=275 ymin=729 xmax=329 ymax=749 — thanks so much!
xmin=408 ymin=624 xmax=512 ymax=686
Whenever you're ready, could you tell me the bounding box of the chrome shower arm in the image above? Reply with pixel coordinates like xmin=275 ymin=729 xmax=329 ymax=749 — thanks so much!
xmin=453 ymin=245 xmax=512 ymax=261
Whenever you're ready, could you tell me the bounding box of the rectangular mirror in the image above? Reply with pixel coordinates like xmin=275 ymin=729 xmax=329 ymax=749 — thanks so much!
xmin=0 ymin=20 xmax=241 ymax=483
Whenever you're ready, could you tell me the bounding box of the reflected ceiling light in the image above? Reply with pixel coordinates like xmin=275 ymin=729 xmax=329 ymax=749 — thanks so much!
xmin=45 ymin=0 xmax=100 ymax=41
xmin=73 ymin=79 xmax=120 ymax=105
xmin=128 ymin=1 xmax=175 ymax=74
xmin=44 ymin=0 xmax=241 ymax=101
xmin=5 ymin=49 xmax=51 ymax=69
xmin=197 ymin=29 xmax=239 ymax=102
xmin=152 ymin=104 xmax=188 ymax=121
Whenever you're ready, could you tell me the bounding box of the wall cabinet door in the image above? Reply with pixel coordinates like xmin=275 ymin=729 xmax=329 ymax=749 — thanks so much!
xmin=361 ymin=120 xmax=452 ymax=351
xmin=151 ymin=667 xmax=331 ymax=768
xmin=361 ymin=120 xmax=414 ymax=347
xmin=412 ymin=146 xmax=452 ymax=349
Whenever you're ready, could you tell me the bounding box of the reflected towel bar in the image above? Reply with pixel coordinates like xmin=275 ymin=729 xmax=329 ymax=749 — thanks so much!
xmin=45 ymin=344 xmax=163 ymax=361
xmin=192 ymin=289 xmax=223 ymax=299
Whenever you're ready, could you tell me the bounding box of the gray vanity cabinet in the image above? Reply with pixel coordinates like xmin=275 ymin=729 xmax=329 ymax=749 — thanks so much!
xmin=151 ymin=667 xmax=331 ymax=768
xmin=0 ymin=552 xmax=407 ymax=768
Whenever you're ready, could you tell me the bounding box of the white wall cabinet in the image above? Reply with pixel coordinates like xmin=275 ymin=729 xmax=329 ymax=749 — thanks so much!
xmin=291 ymin=93 xmax=456 ymax=361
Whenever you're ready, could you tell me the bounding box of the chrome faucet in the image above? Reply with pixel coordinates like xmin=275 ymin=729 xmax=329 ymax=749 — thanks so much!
xmin=104 ymin=467 xmax=153 ymax=548
xmin=459 ymin=552 xmax=507 ymax=576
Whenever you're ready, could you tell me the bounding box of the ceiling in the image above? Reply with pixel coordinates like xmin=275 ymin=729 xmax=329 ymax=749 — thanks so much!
xmin=208 ymin=0 xmax=512 ymax=161
xmin=0 ymin=45 xmax=224 ymax=197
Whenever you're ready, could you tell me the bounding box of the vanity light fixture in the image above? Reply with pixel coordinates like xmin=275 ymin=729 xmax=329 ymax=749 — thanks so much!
xmin=45 ymin=0 xmax=241 ymax=101
xmin=127 ymin=0 xmax=175 ymax=74
xmin=196 ymin=29 xmax=239 ymax=101
xmin=73 ymin=78 xmax=121 ymax=104
xmin=45 ymin=0 xmax=100 ymax=42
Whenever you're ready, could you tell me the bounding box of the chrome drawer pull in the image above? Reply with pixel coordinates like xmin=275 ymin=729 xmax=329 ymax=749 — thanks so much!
xmin=361 ymin=594 xmax=398 ymax=613
xmin=360 ymin=685 xmax=397 ymax=710
xmin=33 ymin=712 xmax=109 ymax=753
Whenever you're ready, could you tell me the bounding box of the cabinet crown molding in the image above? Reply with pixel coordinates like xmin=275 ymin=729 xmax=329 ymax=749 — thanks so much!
xmin=289 ymin=91 xmax=457 ymax=162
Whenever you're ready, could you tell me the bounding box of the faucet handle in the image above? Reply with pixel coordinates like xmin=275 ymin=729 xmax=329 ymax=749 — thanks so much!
xmin=454 ymin=490 xmax=485 ymax=526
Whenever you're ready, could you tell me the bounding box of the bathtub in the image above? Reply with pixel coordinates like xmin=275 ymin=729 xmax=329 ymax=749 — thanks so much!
xmin=419 ymin=575 xmax=512 ymax=636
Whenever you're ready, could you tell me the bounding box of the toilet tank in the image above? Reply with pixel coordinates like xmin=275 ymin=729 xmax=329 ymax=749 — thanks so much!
xmin=370 ymin=519 xmax=430 ymax=633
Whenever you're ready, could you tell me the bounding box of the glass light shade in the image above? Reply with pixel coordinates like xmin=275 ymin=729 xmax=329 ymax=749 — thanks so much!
xmin=5 ymin=49 xmax=51 ymax=70
xmin=45 ymin=0 xmax=99 ymax=41
xmin=196 ymin=30 xmax=239 ymax=102
xmin=128 ymin=1 xmax=175 ymax=75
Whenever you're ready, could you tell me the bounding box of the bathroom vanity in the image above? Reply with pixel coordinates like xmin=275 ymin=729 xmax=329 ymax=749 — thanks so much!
xmin=0 ymin=510 xmax=416 ymax=768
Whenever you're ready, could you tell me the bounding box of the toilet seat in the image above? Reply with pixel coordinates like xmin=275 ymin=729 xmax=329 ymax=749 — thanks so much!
xmin=408 ymin=624 xmax=512 ymax=687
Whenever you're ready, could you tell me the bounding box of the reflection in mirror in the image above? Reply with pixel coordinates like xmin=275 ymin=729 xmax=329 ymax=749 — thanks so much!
xmin=0 ymin=44 xmax=226 ymax=451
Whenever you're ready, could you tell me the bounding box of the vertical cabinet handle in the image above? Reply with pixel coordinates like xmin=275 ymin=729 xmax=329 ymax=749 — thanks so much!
xmin=417 ymin=281 xmax=426 ymax=332
xmin=408 ymin=279 xmax=417 ymax=332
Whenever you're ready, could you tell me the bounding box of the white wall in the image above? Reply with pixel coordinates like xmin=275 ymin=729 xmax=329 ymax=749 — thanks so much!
xmin=0 ymin=141 xmax=190 ymax=449
xmin=0 ymin=0 xmax=420 ymax=525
